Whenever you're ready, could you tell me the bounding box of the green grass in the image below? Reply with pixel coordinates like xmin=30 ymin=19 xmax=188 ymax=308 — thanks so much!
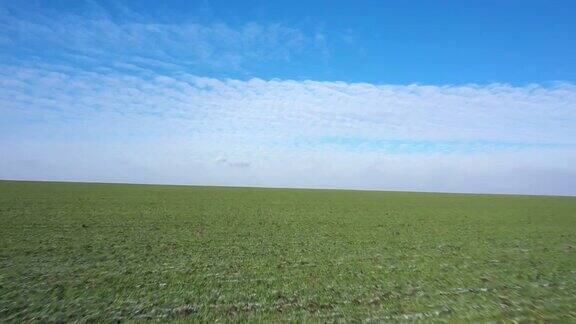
xmin=1 ymin=180 xmax=575 ymax=322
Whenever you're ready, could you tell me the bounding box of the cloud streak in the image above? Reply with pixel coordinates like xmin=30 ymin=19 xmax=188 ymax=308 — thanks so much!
xmin=0 ymin=3 xmax=322 ymax=75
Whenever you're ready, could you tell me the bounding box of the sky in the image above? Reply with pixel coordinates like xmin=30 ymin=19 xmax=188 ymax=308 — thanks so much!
xmin=1 ymin=0 xmax=575 ymax=195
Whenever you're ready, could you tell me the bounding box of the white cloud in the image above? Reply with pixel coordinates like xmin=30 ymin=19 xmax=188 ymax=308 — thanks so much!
xmin=1 ymin=63 xmax=575 ymax=195
xmin=1 ymin=64 xmax=575 ymax=144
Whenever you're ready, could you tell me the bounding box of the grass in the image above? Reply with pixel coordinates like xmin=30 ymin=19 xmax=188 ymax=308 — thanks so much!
xmin=1 ymin=180 xmax=575 ymax=322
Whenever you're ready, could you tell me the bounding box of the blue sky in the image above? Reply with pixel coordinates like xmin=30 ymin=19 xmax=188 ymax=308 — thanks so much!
xmin=1 ymin=0 xmax=575 ymax=195
xmin=3 ymin=0 xmax=576 ymax=84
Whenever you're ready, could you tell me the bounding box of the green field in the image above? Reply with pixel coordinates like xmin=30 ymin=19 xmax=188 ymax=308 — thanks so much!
xmin=1 ymin=180 xmax=575 ymax=322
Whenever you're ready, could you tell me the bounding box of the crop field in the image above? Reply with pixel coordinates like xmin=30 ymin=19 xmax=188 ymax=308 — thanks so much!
xmin=1 ymin=180 xmax=575 ymax=322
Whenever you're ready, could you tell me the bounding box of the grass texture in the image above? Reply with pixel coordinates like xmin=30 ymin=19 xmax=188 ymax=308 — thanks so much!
xmin=1 ymin=180 xmax=575 ymax=322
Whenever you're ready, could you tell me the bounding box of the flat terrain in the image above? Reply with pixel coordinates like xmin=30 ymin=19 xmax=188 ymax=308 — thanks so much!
xmin=1 ymin=180 xmax=575 ymax=322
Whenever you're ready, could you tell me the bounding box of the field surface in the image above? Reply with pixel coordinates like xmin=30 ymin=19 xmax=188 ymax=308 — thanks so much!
xmin=1 ymin=180 xmax=575 ymax=322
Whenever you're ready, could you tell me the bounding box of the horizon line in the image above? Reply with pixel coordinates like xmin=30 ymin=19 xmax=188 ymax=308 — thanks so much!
xmin=2 ymin=178 xmax=574 ymax=198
